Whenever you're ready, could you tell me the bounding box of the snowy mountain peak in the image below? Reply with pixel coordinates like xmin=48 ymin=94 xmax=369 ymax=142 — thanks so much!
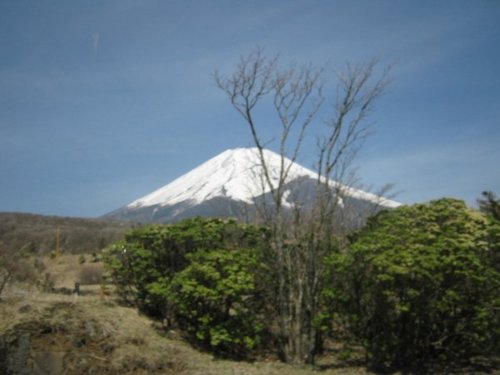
xmin=127 ymin=147 xmax=315 ymax=209
xmin=126 ymin=147 xmax=399 ymax=211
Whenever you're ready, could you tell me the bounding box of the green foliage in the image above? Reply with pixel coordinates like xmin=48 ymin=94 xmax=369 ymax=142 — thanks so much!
xmin=103 ymin=205 xmax=500 ymax=365
xmin=102 ymin=217 xmax=268 ymax=357
xmin=102 ymin=240 xmax=162 ymax=312
xmin=169 ymin=249 xmax=264 ymax=357
xmin=326 ymin=198 xmax=500 ymax=369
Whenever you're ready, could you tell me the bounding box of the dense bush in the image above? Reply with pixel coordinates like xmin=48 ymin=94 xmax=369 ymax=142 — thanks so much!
xmin=169 ymin=248 xmax=264 ymax=357
xmin=326 ymin=199 xmax=500 ymax=369
xmin=102 ymin=217 xmax=269 ymax=356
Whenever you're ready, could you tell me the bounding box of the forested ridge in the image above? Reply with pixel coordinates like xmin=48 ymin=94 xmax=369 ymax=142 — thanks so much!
xmin=0 ymin=212 xmax=133 ymax=255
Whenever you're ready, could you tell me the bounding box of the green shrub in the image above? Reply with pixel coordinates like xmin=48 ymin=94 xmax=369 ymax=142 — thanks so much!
xmin=102 ymin=217 xmax=269 ymax=357
xmin=169 ymin=248 xmax=264 ymax=357
xmin=102 ymin=241 xmax=160 ymax=310
xmin=326 ymin=198 xmax=500 ymax=369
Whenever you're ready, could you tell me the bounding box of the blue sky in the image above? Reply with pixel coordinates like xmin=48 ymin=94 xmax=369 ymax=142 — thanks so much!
xmin=1 ymin=0 xmax=499 ymax=217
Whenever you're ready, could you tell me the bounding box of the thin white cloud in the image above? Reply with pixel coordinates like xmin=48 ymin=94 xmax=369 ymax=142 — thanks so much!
xmin=92 ymin=32 xmax=100 ymax=54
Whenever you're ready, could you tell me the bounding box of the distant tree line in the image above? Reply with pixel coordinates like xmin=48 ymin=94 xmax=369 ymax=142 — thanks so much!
xmin=0 ymin=212 xmax=133 ymax=256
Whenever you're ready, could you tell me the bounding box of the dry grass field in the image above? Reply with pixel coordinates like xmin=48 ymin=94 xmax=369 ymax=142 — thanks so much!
xmin=1 ymin=290 xmax=374 ymax=374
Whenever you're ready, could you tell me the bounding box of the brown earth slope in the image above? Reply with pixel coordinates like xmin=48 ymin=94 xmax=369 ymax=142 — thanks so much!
xmin=0 ymin=292 xmax=376 ymax=375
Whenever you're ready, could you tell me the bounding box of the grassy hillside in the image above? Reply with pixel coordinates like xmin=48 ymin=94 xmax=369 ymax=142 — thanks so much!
xmin=0 ymin=212 xmax=134 ymax=256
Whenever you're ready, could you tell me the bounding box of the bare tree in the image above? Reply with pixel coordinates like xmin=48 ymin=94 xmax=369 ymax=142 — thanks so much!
xmin=214 ymin=49 xmax=390 ymax=364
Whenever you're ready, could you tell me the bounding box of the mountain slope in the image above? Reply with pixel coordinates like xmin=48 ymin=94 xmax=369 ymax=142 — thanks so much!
xmin=104 ymin=147 xmax=400 ymax=223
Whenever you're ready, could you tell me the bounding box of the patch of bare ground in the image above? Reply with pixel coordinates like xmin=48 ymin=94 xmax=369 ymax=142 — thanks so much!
xmin=0 ymin=293 xmax=188 ymax=374
xmin=0 ymin=288 xmax=375 ymax=375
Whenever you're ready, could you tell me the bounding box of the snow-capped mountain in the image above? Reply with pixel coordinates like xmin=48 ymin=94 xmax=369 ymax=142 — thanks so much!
xmin=103 ymin=147 xmax=400 ymax=223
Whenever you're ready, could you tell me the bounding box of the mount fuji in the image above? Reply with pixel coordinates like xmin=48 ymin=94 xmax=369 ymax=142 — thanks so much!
xmin=103 ymin=148 xmax=400 ymax=223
